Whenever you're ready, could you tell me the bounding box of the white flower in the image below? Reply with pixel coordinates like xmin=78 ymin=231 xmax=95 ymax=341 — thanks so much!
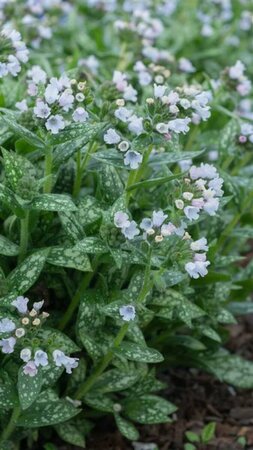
xmin=119 ymin=305 xmax=136 ymax=321
xmin=124 ymin=150 xmax=143 ymax=169
xmin=45 ymin=115 xmax=65 ymax=134
xmin=140 ymin=218 xmax=153 ymax=231
xmin=208 ymin=178 xmax=224 ymax=197
xmin=34 ymin=101 xmax=51 ymax=119
xmin=128 ymin=116 xmax=143 ymax=135
xmin=154 ymin=83 xmax=166 ymax=98
xmin=190 ymin=238 xmax=208 ymax=252
xmin=20 ymin=348 xmax=32 ymax=362
xmin=152 ymin=210 xmax=168 ymax=227
xmin=52 ymin=350 xmax=78 ymax=374
xmin=0 ymin=63 xmax=8 ymax=78
xmin=114 ymin=211 xmax=130 ymax=229
xmin=113 ymin=70 xmax=128 ymax=91
xmin=23 ymin=360 xmax=38 ymax=377
xmin=138 ymin=71 xmax=152 ymax=86
xmin=156 ymin=122 xmax=169 ymax=134
xmin=0 ymin=318 xmax=16 ymax=333
xmin=161 ymin=222 xmax=177 ymax=236
xmin=33 ymin=300 xmax=44 ymax=311
xmin=104 ymin=128 xmax=121 ymax=145
xmin=122 ymin=221 xmax=140 ymax=240
xmin=0 ymin=337 xmax=16 ymax=354
xmin=12 ymin=296 xmax=29 ymax=314
xmin=168 ymin=118 xmax=191 ymax=134
xmin=15 ymin=99 xmax=28 ymax=112
xmin=229 ymin=60 xmax=245 ymax=80
xmin=123 ymin=84 xmax=138 ymax=102
xmin=184 ymin=206 xmax=200 ymax=221
xmin=118 ymin=141 xmax=129 ymax=152
xmin=44 ymin=83 xmax=59 ymax=104
xmin=34 ymin=350 xmax=48 ymax=367
xmin=185 ymin=258 xmax=210 ymax=279
xmin=72 ymin=107 xmax=89 ymax=123
xmin=59 ymin=90 xmax=74 ymax=111
xmin=53 ymin=350 xmax=66 ymax=367
xmin=203 ymin=197 xmax=219 ymax=216
xmin=179 ymin=57 xmax=196 ymax=73
xmin=28 ymin=65 xmax=47 ymax=84
xmin=114 ymin=107 xmax=133 ymax=122
xmin=189 ymin=163 xmax=218 ymax=180
xmin=15 ymin=328 xmax=25 ymax=338
xmin=7 ymin=55 xmax=21 ymax=77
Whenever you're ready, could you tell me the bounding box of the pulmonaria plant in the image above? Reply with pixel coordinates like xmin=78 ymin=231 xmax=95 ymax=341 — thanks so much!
xmin=1 ymin=0 xmax=253 ymax=449
xmin=0 ymin=27 xmax=29 ymax=78
xmin=0 ymin=296 xmax=79 ymax=377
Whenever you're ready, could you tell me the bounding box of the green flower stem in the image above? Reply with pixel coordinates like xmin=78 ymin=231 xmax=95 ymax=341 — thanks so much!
xmin=0 ymin=406 xmax=21 ymax=444
xmin=18 ymin=210 xmax=29 ymax=263
xmin=43 ymin=147 xmax=53 ymax=194
xmin=75 ymin=247 xmax=153 ymax=400
xmin=72 ymin=149 xmax=82 ymax=198
xmin=217 ymin=189 xmax=253 ymax=248
xmin=58 ymin=257 xmax=99 ymax=331
xmin=75 ymin=323 xmax=129 ymax=400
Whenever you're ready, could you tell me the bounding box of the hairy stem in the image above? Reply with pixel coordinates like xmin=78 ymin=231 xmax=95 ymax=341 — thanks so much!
xmin=18 ymin=211 xmax=29 ymax=263
xmin=0 ymin=406 xmax=21 ymax=444
xmin=72 ymin=149 xmax=82 ymax=198
xmin=75 ymin=247 xmax=153 ymax=399
xmin=43 ymin=147 xmax=53 ymax=194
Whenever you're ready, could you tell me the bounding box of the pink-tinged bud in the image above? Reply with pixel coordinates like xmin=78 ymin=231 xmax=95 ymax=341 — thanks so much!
xmin=164 ymin=133 xmax=172 ymax=140
xmin=239 ymin=135 xmax=247 ymax=143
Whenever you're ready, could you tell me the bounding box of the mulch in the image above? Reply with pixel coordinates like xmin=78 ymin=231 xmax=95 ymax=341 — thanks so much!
xmin=47 ymin=315 xmax=253 ymax=450
xmin=85 ymin=315 xmax=253 ymax=450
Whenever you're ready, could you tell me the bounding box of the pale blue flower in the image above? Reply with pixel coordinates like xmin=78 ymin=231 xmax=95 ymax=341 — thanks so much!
xmin=34 ymin=350 xmax=48 ymax=367
xmin=0 ymin=337 xmax=16 ymax=354
xmin=124 ymin=150 xmax=143 ymax=169
xmin=12 ymin=296 xmax=29 ymax=314
xmin=122 ymin=221 xmax=140 ymax=240
xmin=0 ymin=318 xmax=16 ymax=333
xmin=119 ymin=305 xmax=136 ymax=321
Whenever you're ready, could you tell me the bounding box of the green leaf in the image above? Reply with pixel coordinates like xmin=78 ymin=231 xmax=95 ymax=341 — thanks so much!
xmin=52 ymin=122 xmax=104 ymax=165
xmin=219 ymin=120 xmax=239 ymax=154
xmin=0 ymin=183 xmax=24 ymax=218
xmin=1 ymin=111 xmax=45 ymax=149
xmin=114 ymin=414 xmax=139 ymax=440
xmin=123 ymin=395 xmax=177 ymax=424
xmin=201 ymin=422 xmax=216 ymax=444
xmin=18 ymin=367 xmax=43 ymax=410
xmin=115 ymin=342 xmax=164 ymax=363
xmin=0 ymin=371 xmax=18 ymax=409
xmin=84 ymin=393 xmax=114 ymax=412
xmin=27 ymin=194 xmax=77 ymax=212
xmin=76 ymin=237 xmax=108 ymax=254
xmin=205 ymin=351 xmax=253 ymax=388
xmin=100 ymin=165 xmax=124 ymax=203
xmin=37 ymin=328 xmax=79 ymax=353
xmin=184 ymin=444 xmax=196 ymax=450
xmin=185 ymin=431 xmax=200 ymax=443
xmin=77 ymin=196 xmax=103 ymax=227
xmin=93 ymin=368 xmax=140 ymax=393
xmin=0 ymin=235 xmax=19 ymax=256
xmin=59 ymin=211 xmax=84 ymax=242
xmin=126 ymin=172 xmax=185 ymax=192
xmin=17 ymin=390 xmax=80 ymax=427
xmin=55 ymin=422 xmax=86 ymax=448
xmin=1 ymin=148 xmax=36 ymax=191
xmin=47 ymin=246 xmax=92 ymax=272
xmin=7 ymin=249 xmax=49 ymax=295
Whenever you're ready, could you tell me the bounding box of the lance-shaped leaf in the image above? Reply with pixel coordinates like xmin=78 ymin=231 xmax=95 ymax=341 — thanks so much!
xmin=17 ymin=390 xmax=80 ymax=427
xmin=59 ymin=211 xmax=84 ymax=242
xmin=27 ymin=194 xmax=77 ymax=212
xmin=0 ymin=370 xmax=18 ymax=409
xmin=100 ymin=165 xmax=124 ymax=203
xmin=0 ymin=235 xmax=19 ymax=256
xmin=75 ymin=237 xmax=108 ymax=254
xmin=36 ymin=328 xmax=79 ymax=353
xmin=1 ymin=111 xmax=45 ymax=149
xmin=52 ymin=122 xmax=104 ymax=165
xmin=114 ymin=414 xmax=139 ymax=440
xmin=114 ymin=342 xmax=164 ymax=363
xmin=123 ymin=395 xmax=177 ymax=424
xmin=7 ymin=249 xmax=49 ymax=294
xmin=204 ymin=351 xmax=253 ymax=388
xmin=1 ymin=148 xmax=36 ymax=192
xmin=0 ymin=183 xmax=25 ymax=218
xmin=55 ymin=422 xmax=86 ymax=448
xmin=93 ymin=368 xmax=140 ymax=393
xmin=18 ymin=367 xmax=43 ymax=410
xmin=47 ymin=246 xmax=92 ymax=272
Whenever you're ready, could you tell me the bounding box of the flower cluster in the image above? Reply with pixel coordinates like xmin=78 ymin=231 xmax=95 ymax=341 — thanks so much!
xmin=16 ymin=66 xmax=89 ymax=133
xmin=0 ymin=296 xmax=79 ymax=377
xmin=227 ymin=60 xmax=251 ymax=96
xmin=185 ymin=237 xmax=210 ymax=279
xmin=0 ymin=27 xmax=29 ymax=78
